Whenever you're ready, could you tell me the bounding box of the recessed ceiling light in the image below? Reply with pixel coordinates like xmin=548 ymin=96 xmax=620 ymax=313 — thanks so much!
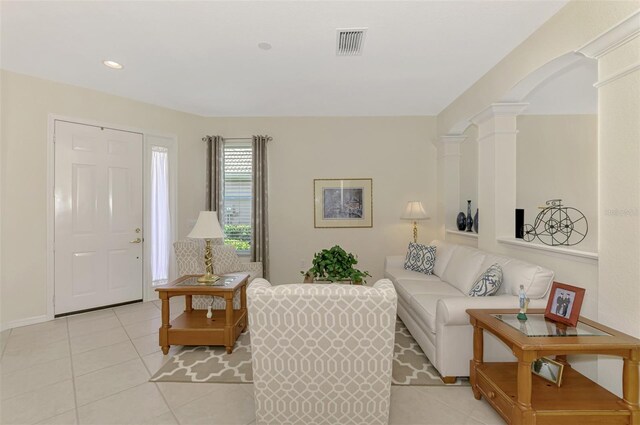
xmin=258 ymin=42 xmax=272 ymax=51
xmin=103 ymin=60 xmax=123 ymax=69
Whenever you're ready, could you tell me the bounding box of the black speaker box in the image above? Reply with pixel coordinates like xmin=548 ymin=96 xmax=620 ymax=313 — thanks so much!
xmin=515 ymin=209 xmax=524 ymax=239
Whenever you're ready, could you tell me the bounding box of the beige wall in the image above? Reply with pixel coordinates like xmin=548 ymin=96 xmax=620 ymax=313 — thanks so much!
xmin=516 ymin=115 xmax=598 ymax=252
xmin=0 ymin=70 xmax=207 ymax=328
xmin=205 ymin=116 xmax=438 ymax=285
xmin=1 ymin=70 xmax=438 ymax=328
xmin=596 ymin=31 xmax=640 ymax=395
xmin=458 ymin=125 xmax=478 ymax=214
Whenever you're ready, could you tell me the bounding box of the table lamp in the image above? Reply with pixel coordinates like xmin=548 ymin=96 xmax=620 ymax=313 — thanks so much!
xmin=187 ymin=211 xmax=225 ymax=283
xmin=401 ymin=201 xmax=428 ymax=243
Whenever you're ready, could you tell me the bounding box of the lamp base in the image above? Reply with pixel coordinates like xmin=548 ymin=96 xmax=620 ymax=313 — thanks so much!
xmin=197 ymin=273 xmax=220 ymax=284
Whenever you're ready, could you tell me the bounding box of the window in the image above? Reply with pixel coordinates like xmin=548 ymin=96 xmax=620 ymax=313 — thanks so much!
xmin=151 ymin=146 xmax=170 ymax=285
xmin=221 ymin=140 xmax=252 ymax=255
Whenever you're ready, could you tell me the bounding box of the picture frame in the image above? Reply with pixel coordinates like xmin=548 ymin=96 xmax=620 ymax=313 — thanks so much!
xmin=544 ymin=282 xmax=585 ymax=327
xmin=314 ymin=178 xmax=372 ymax=228
xmin=531 ymin=357 xmax=565 ymax=387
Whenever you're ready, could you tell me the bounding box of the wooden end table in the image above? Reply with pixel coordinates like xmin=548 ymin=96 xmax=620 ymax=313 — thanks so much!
xmin=155 ymin=273 xmax=249 ymax=355
xmin=467 ymin=308 xmax=640 ymax=425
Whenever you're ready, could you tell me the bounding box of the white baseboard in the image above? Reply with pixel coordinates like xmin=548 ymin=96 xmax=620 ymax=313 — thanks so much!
xmin=1 ymin=314 xmax=50 ymax=332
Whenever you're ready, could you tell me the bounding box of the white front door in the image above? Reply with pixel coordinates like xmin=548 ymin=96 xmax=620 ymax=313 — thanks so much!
xmin=54 ymin=120 xmax=143 ymax=314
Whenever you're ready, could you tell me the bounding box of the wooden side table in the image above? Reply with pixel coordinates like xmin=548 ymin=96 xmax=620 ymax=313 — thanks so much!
xmin=467 ymin=308 xmax=640 ymax=425
xmin=155 ymin=273 xmax=249 ymax=355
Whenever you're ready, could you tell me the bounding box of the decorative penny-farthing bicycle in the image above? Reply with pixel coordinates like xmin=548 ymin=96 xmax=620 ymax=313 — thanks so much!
xmin=522 ymin=199 xmax=588 ymax=246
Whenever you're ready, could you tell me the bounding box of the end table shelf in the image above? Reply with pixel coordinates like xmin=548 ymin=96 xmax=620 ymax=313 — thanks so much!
xmin=167 ymin=309 xmax=246 ymax=347
xmin=476 ymin=362 xmax=631 ymax=423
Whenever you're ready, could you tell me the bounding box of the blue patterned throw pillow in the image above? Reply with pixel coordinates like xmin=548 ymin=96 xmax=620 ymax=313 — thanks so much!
xmin=403 ymin=243 xmax=436 ymax=275
xmin=469 ymin=264 xmax=503 ymax=297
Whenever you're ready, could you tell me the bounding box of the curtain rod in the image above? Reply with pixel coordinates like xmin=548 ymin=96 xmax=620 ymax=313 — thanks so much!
xmin=202 ymin=136 xmax=273 ymax=142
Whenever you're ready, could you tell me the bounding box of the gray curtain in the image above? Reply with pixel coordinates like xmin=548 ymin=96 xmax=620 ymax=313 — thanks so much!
xmin=203 ymin=135 xmax=224 ymax=220
xmin=252 ymin=135 xmax=271 ymax=279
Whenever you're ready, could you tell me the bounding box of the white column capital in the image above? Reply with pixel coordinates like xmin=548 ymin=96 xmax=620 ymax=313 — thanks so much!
xmin=577 ymin=11 xmax=639 ymax=59
xmin=470 ymin=102 xmax=529 ymax=126
xmin=440 ymin=134 xmax=467 ymax=144
xmin=438 ymin=134 xmax=466 ymax=157
xmin=441 ymin=135 xmax=467 ymax=154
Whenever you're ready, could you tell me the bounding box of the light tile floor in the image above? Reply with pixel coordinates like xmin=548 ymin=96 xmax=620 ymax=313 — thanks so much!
xmin=1 ymin=299 xmax=505 ymax=425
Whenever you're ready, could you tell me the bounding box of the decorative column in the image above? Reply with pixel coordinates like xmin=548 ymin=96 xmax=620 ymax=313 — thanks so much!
xmin=579 ymin=11 xmax=640 ymax=397
xmin=437 ymin=135 xmax=466 ymax=237
xmin=470 ymin=103 xmax=528 ymax=252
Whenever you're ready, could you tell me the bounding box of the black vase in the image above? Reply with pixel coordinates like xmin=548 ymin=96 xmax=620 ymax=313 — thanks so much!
xmin=456 ymin=212 xmax=466 ymax=231
xmin=474 ymin=209 xmax=479 ymax=233
xmin=466 ymin=200 xmax=474 ymax=232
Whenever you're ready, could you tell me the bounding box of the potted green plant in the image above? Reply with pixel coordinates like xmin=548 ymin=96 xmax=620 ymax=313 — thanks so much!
xmin=301 ymin=245 xmax=371 ymax=284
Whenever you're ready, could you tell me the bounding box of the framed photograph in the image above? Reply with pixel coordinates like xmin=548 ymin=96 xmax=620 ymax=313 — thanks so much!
xmin=544 ymin=282 xmax=585 ymax=327
xmin=532 ymin=357 xmax=564 ymax=387
xmin=314 ymin=178 xmax=372 ymax=228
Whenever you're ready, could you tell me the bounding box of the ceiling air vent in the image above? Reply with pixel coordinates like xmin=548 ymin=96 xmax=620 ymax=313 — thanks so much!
xmin=336 ymin=28 xmax=367 ymax=56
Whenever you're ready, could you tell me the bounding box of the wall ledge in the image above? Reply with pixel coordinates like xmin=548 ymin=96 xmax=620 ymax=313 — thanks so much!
xmin=446 ymin=229 xmax=479 ymax=239
xmin=496 ymin=237 xmax=598 ymax=261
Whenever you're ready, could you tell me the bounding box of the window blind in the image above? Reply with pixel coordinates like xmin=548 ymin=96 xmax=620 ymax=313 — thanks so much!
xmin=222 ymin=140 xmax=253 ymax=253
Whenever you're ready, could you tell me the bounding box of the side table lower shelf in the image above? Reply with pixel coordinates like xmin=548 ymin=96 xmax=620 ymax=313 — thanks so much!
xmin=475 ymin=362 xmax=632 ymax=424
xmin=166 ymin=309 xmax=247 ymax=347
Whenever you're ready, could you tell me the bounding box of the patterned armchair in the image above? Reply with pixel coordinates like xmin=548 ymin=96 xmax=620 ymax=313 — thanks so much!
xmin=173 ymin=239 xmax=262 ymax=309
xmin=247 ymin=278 xmax=397 ymax=425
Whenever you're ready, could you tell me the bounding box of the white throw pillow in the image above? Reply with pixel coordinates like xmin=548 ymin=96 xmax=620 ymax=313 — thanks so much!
xmin=212 ymin=245 xmax=243 ymax=275
xmin=468 ymin=264 xmax=503 ymax=297
xmin=403 ymin=243 xmax=436 ymax=275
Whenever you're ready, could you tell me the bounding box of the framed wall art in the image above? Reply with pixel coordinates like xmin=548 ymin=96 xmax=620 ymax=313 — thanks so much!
xmin=314 ymin=178 xmax=372 ymax=228
xmin=544 ymin=282 xmax=585 ymax=327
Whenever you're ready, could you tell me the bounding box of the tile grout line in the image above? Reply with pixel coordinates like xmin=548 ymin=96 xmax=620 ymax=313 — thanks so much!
xmin=152 ymin=382 xmax=182 ymax=424
xmin=72 ymin=343 xmax=139 ymax=379
xmin=66 ymin=318 xmax=81 ymax=425
xmin=117 ymin=301 xmax=181 ymax=425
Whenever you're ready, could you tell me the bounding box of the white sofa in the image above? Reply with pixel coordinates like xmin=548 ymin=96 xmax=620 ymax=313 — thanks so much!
xmin=385 ymin=240 xmax=554 ymax=382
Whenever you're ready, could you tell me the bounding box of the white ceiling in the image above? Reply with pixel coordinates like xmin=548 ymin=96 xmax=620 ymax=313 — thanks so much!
xmin=1 ymin=1 xmax=568 ymax=117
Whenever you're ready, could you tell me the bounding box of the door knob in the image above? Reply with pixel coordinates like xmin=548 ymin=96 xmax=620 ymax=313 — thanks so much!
xmin=130 ymin=238 xmax=142 ymax=244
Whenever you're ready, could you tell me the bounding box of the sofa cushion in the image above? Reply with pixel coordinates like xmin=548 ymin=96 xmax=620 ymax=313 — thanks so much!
xmin=441 ymin=246 xmax=486 ymax=294
xmin=410 ymin=293 xmax=464 ymax=333
xmin=386 ymin=267 xmax=440 ymax=282
xmin=430 ymin=240 xmax=457 ymax=278
xmin=404 ymin=243 xmax=436 ymax=274
xmin=502 ymin=259 xmax=554 ymax=299
xmin=468 ymin=264 xmax=503 ymax=297
xmin=394 ymin=278 xmax=463 ymax=302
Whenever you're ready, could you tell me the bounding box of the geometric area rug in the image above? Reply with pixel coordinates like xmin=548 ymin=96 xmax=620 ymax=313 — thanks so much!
xmin=150 ymin=318 xmax=469 ymax=387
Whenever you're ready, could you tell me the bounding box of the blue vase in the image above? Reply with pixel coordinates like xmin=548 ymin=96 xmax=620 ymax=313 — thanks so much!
xmin=466 ymin=200 xmax=474 ymax=232
xmin=456 ymin=212 xmax=466 ymax=231
xmin=474 ymin=209 xmax=479 ymax=233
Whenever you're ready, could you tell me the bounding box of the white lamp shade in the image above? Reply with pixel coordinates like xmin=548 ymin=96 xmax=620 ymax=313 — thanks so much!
xmin=187 ymin=211 xmax=224 ymax=239
xmin=401 ymin=201 xmax=428 ymax=220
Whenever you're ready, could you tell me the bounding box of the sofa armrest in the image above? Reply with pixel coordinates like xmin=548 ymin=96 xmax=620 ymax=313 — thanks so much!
xmin=240 ymin=262 xmax=263 ymax=280
xmin=247 ymin=278 xmax=272 ymax=296
xmin=385 ymin=255 xmax=405 ymax=270
xmin=436 ymin=295 xmax=548 ymax=327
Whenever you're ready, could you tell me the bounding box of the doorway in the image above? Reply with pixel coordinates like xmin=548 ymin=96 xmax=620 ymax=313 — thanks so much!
xmin=54 ymin=120 xmax=144 ymax=315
